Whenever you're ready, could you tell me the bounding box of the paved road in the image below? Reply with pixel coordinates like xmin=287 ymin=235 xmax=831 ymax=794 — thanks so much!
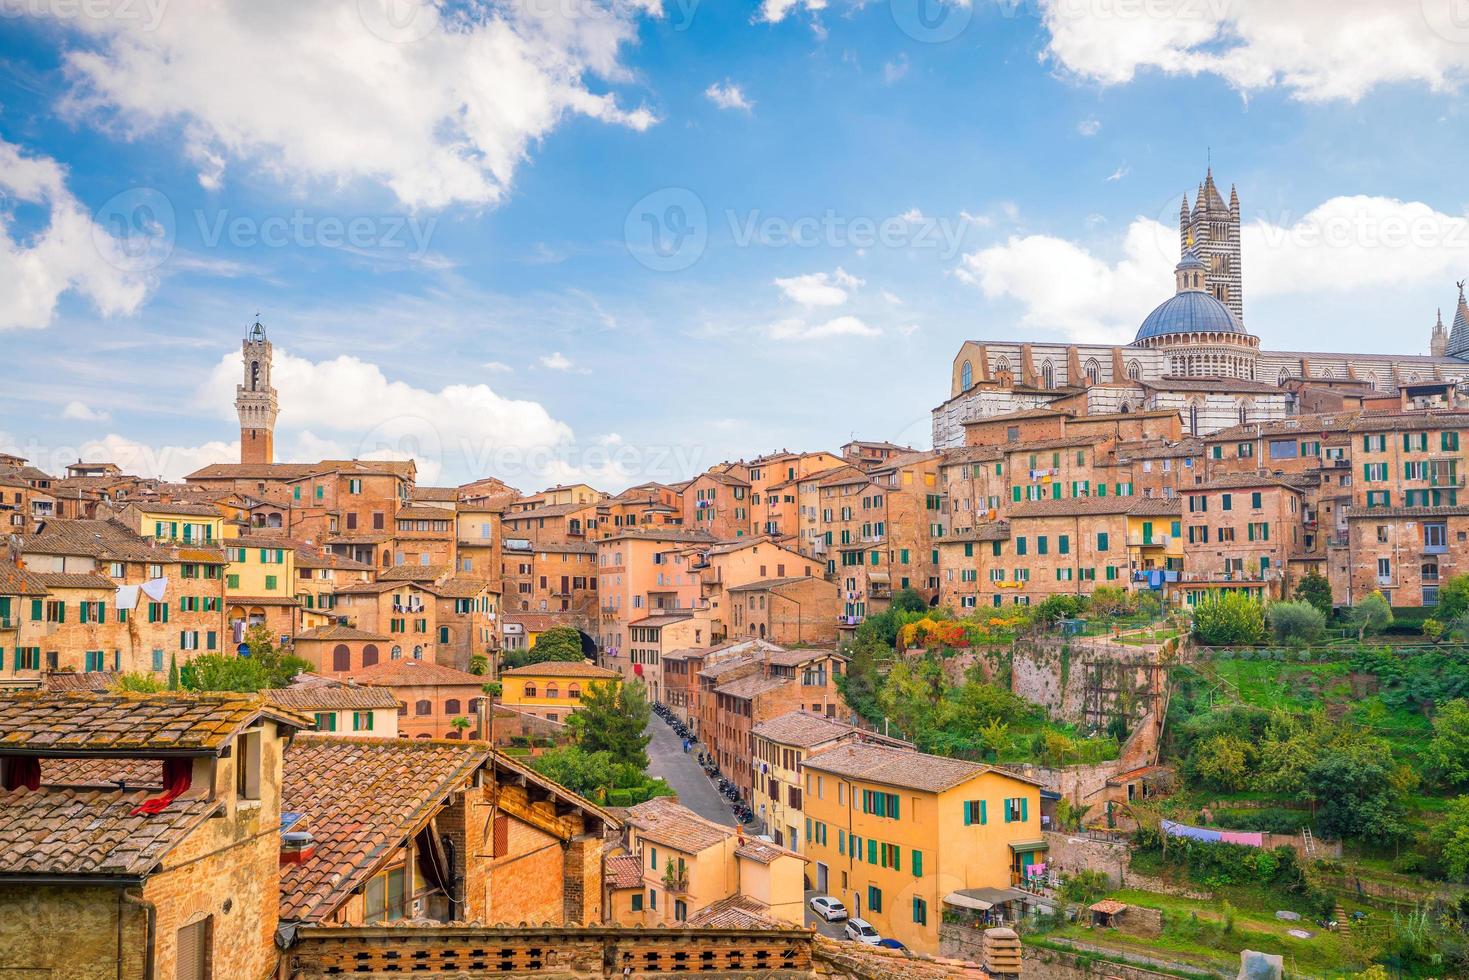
xmin=804 ymin=890 xmax=849 ymax=940
xmin=643 ymin=716 xmax=737 ymax=827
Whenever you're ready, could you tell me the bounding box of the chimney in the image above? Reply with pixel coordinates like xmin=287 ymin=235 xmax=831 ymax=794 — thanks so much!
xmin=281 ymin=829 xmax=316 ymax=865
xmin=981 ymin=927 xmax=1022 ymax=979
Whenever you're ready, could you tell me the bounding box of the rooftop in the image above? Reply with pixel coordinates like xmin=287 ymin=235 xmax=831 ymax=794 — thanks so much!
xmin=293 ymin=625 xmax=390 ymax=643
xmin=498 ymin=660 xmax=619 ymax=679
xmin=623 ymin=796 xmax=733 ymax=854
xmin=799 ymin=742 xmax=1029 ymax=794
xmin=750 ymin=710 xmax=873 ymax=748
xmin=0 ymin=692 xmax=309 ymax=756
xmin=604 ymin=852 xmax=644 ymax=890
xmin=265 ymin=682 xmax=401 ymax=713
xmin=346 ymin=658 xmax=487 ymax=688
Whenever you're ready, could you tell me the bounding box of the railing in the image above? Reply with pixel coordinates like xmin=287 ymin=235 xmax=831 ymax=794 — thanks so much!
xmin=1127 ymin=535 xmax=1170 ymax=548
xmin=1424 ymin=543 xmax=1449 ymax=555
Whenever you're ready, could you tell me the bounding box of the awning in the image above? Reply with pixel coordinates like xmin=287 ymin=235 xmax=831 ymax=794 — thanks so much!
xmin=1007 ymin=839 xmax=1049 ymax=853
xmin=868 ymin=572 xmax=891 ymax=584
xmin=944 ymin=887 xmax=1033 ymax=912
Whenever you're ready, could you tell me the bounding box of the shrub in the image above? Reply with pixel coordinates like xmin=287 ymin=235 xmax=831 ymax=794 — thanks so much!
xmin=1292 ymin=570 xmax=1333 ymax=617
xmin=1192 ymin=592 xmax=1265 ymax=645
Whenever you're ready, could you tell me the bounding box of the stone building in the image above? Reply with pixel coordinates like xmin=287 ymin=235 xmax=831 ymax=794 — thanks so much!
xmin=935 ymin=171 xmax=1469 ymax=449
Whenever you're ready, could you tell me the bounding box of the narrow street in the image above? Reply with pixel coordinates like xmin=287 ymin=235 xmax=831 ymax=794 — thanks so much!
xmin=643 ymin=715 xmax=738 ymax=827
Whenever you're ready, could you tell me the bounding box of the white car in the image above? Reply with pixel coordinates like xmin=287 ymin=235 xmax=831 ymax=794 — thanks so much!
xmin=809 ymin=896 xmax=848 ymax=922
xmin=844 ymin=918 xmax=881 ymax=944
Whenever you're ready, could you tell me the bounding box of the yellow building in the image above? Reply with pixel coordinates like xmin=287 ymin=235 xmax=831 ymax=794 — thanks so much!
xmin=1126 ymin=500 xmax=1184 ymax=577
xmin=801 ymin=742 xmax=1043 ymax=953
xmin=611 ymin=796 xmax=806 ymax=927
xmin=129 ymin=501 xmax=227 ymax=545
xmin=224 ymin=535 xmax=300 ymax=641
xmin=497 ymin=660 xmax=620 ymax=723
xmin=750 ymin=710 xmax=910 ymax=853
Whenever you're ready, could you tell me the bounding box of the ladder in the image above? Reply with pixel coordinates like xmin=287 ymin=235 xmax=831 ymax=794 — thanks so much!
xmin=1302 ymin=827 xmax=1316 ymax=856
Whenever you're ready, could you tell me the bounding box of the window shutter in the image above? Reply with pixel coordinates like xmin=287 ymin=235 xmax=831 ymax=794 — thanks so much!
xmin=163 ymin=604 xmax=169 ymax=623
xmin=1003 ymin=800 xmax=1011 ymax=823
xmin=31 ymin=599 xmax=42 ymax=621
xmin=980 ymin=800 xmax=987 ymax=824
xmin=963 ymin=804 xmax=971 ymax=826
xmin=912 ymin=849 xmax=923 ymax=877
xmin=1021 ymin=797 xmax=1029 ymax=821
xmin=493 ymin=815 xmax=509 ymax=857
xmin=867 ymin=838 xmax=877 ymax=864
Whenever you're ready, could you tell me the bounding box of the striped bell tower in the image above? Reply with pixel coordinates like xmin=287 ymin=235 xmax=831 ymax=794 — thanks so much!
xmin=236 ymin=321 xmax=278 ymax=465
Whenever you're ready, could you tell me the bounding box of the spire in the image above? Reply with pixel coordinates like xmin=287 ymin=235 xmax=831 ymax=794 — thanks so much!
xmin=1432 ymin=307 xmax=1449 ymax=357
xmin=1447 ymin=280 xmax=1469 ymax=359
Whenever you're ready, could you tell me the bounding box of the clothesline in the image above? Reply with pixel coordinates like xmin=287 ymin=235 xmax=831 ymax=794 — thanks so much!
xmin=1161 ymin=819 xmax=1264 ymax=848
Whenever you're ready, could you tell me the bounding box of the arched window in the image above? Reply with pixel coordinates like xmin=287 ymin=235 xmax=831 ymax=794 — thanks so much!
xmin=524 ymin=682 xmax=537 ymax=698
xmin=391 ymin=645 xmax=402 ymax=660
xmin=362 ymin=644 xmax=379 ymax=668
xmin=1127 ymin=359 xmax=1141 ymax=380
xmin=1189 ymin=404 xmax=1199 ymax=435
xmin=416 ymin=733 xmax=431 ymax=739
xmin=1278 ymin=368 xmax=1291 ymax=386
xmin=1084 ymin=359 xmax=1100 ymax=384
xmin=332 ymin=644 xmax=350 ymax=672
xmin=995 ymin=356 xmax=1010 ymax=376
xmin=545 ymin=683 xmax=559 ymax=699
xmin=445 ymin=699 xmax=461 ymax=714
xmin=415 ymin=699 xmax=432 ymax=716
xmin=412 ymin=645 xmax=423 ymax=659
xmin=1238 ymin=404 xmax=1248 ymax=424
xmin=960 ymin=360 xmax=973 ymax=391
xmin=1040 ymin=361 xmax=1054 ymax=389
xmin=567 ymin=684 xmax=581 ymax=700
xmin=250 ymin=361 xmax=260 ymax=390
xmin=397 ymin=703 xmax=407 ymax=716
xmin=446 ymin=730 xmax=461 ymax=739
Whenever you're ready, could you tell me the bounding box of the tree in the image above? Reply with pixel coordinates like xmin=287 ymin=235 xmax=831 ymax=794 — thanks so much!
xmin=1429 ymin=795 xmax=1469 ymax=882
xmin=1292 ymin=570 xmax=1333 ymax=617
xmin=167 ymin=653 xmax=180 ymax=691
xmin=1307 ymin=749 xmax=1406 ymax=845
xmin=450 ymin=716 xmax=472 ymax=736
xmin=1266 ymin=600 xmax=1325 ymax=644
xmin=1089 ymin=586 xmax=1133 ymax=617
xmin=112 ymin=672 xmax=164 ymax=693
xmin=1191 ymin=591 xmax=1265 ymax=645
xmin=1428 ymin=699 xmax=1469 ymax=788
xmin=481 ymin=681 xmax=502 ymax=699
xmin=890 ymin=588 xmax=928 ymax=614
xmin=530 ymin=746 xmax=616 ymax=800
xmin=567 ymin=680 xmax=652 ymax=769
xmin=1347 ymin=591 xmax=1393 ymax=640
xmin=501 ymin=626 xmax=585 ymax=670
xmin=1440 ymin=575 xmax=1469 ymax=622
xmin=1191 ymin=733 xmax=1256 ymax=792
xmin=469 ymin=654 xmax=489 ymax=675
xmin=182 ymin=653 xmax=271 ymax=692
xmin=1057 ymin=869 xmax=1109 ymax=905
xmin=242 ymin=624 xmax=314 ymax=687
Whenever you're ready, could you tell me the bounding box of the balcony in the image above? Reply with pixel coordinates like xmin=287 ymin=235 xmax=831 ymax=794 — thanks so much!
xmin=1127 ymin=535 xmax=1171 ymax=549
xmin=1424 ymin=543 xmax=1449 ymax=555
xmin=661 ymin=869 xmax=691 ymax=894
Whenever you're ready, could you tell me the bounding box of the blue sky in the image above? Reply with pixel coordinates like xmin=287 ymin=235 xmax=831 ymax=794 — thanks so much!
xmin=4 ymin=0 xmax=1469 ymax=489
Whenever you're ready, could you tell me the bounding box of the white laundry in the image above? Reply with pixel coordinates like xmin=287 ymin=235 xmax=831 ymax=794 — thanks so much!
xmin=141 ymin=578 xmax=168 ymax=602
xmin=115 ymin=584 xmax=140 ymax=611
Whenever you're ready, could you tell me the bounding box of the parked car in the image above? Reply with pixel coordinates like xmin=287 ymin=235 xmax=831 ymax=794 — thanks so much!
xmin=809 ymin=896 xmax=848 ymax=922
xmin=844 ymin=918 xmax=881 ymax=944
xmin=876 ymin=938 xmax=907 ymax=952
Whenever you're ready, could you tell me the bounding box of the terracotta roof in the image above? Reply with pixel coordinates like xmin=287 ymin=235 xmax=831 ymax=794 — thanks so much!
xmin=0 ymin=562 xmax=48 ymax=596
xmin=1344 ymin=505 xmax=1469 ymax=519
xmin=295 ymin=549 xmax=373 ymax=571
xmin=0 ymin=787 xmax=220 ymax=879
xmin=185 ymin=462 xmax=324 ymax=481
xmin=42 ymin=671 xmax=119 ymax=692
xmin=941 ymin=522 xmax=1011 ymax=543
xmin=345 ymin=659 xmax=486 ymax=688
xmin=1189 ymin=474 xmax=1309 ymax=492
xmin=293 ymin=625 xmax=390 ymax=643
xmin=1141 ymin=376 xmax=1284 ymax=394
xmin=604 ymin=853 xmax=644 ymax=890
xmin=279 ymin=735 xmax=488 ymax=921
xmin=21 ymin=519 xmax=163 ymax=562
xmin=32 ymin=572 xmax=117 ymax=590
xmin=726 ymin=576 xmax=822 ymax=592
xmin=735 ymin=838 xmax=805 ymax=865
xmin=960 ymin=407 xmax=1072 ymax=425
xmin=939 ymin=446 xmax=1005 ymax=464
xmin=817 ymin=465 xmax=870 ymax=488
xmin=1000 ymin=434 xmax=1108 ymax=452
xmin=1111 ymin=437 xmax=1203 ymax=461
xmin=379 ymin=563 xmax=451 ymax=582
xmin=714 ymin=674 xmax=788 ymax=700
xmin=685 ymin=894 xmax=782 ymax=929
xmin=1127 ymin=497 xmax=1184 ymax=516
xmin=597 ymin=528 xmax=716 ymax=544
xmin=332 ymin=580 xmax=401 ymax=596
xmin=764 ymin=646 xmax=842 ymax=667
xmin=498 ymin=661 xmax=619 ymax=679
xmin=266 ymin=683 xmax=400 ymax=713
xmin=224 ymin=595 xmax=301 ymax=607
xmin=751 ymin=710 xmax=872 ymax=748
xmin=394 ymin=505 xmax=457 ymax=521
xmin=1009 ymin=497 xmax=1138 ymax=519
xmin=411 ymin=486 xmax=460 ymax=502
xmin=426 ymin=576 xmax=493 ymax=599
xmin=134 ymin=502 xmax=222 ymax=517
xmin=324 ymin=533 xmax=390 ymax=545
xmin=0 ymin=692 xmax=310 ymax=755
xmin=40 ymin=756 xmax=161 ymax=788
xmin=501 ymin=612 xmax=572 ymax=633
xmin=1348 ymin=411 xmax=1469 ymax=433
xmin=800 ymin=742 xmax=1032 ymax=794
xmin=624 ymin=796 xmax=733 ymax=853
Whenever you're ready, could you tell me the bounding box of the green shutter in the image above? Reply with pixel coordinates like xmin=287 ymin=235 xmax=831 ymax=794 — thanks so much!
xmin=1003 ymin=800 xmax=1011 ymax=823
xmin=963 ymin=803 xmax=972 ymax=826
xmin=980 ymin=800 xmax=987 ymax=825
xmin=912 ymin=849 xmax=923 ymax=877
xmin=31 ymin=599 xmax=42 ymax=621
xmin=1021 ymin=797 xmax=1029 ymax=821
xmin=867 ymin=838 xmax=877 ymax=864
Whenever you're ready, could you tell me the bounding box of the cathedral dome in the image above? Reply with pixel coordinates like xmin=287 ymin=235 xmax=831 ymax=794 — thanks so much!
xmin=1134 ymin=291 xmax=1246 ymax=342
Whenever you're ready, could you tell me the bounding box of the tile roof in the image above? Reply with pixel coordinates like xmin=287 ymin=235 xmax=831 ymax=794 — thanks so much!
xmin=1204 ymin=413 xmax=1359 ymax=441
xmin=295 ymin=549 xmax=374 ymax=571
xmin=726 ymin=576 xmax=822 ymax=592
xmin=21 ymin=519 xmax=164 ymax=562
xmin=0 ymin=692 xmax=310 ymax=755
xmin=393 ymin=505 xmax=457 ymax=521
xmin=411 ymin=486 xmax=461 ymax=502
xmin=134 ymin=502 xmax=222 ymax=517
xmin=624 ymin=796 xmax=733 ymax=853
xmin=764 ymin=646 xmax=842 ymax=667
xmin=185 ymin=462 xmax=325 ymax=481
xmin=1141 ymin=376 xmax=1284 ymax=394
xmin=684 ymin=894 xmax=782 ymax=929
xmin=426 ymin=575 xmax=494 ymax=599
xmin=1349 ymin=411 xmax=1469 ymax=433
xmin=960 ymin=407 xmax=1072 ymax=424
xmin=379 ymin=563 xmax=451 ymax=582
xmin=41 ymin=756 xmax=161 ymax=788
xmin=498 ymin=660 xmax=619 ymax=679
xmin=43 ymin=671 xmax=119 ymax=692
xmin=714 ymin=674 xmax=788 ymax=700
xmin=801 ymin=742 xmax=1009 ymax=793
xmin=751 ymin=710 xmax=871 ymax=748
xmin=0 ymin=561 xmax=48 ymax=596
xmin=941 ymin=522 xmax=1011 ymax=543
xmin=32 ymin=572 xmax=117 ymax=590
xmin=1009 ymin=497 xmax=1139 ymax=519
xmin=1344 ymin=505 xmax=1469 ymax=519
xmin=1000 ymin=434 xmax=1109 ymax=452
xmin=1127 ymin=497 xmax=1185 ymax=516
xmin=293 ymin=625 xmax=391 ymax=642
xmin=279 ymin=735 xmax=488 ymax=921
xmin=734 ymin=838 xmax=805 ymax=865
xmin=604 ymin=853 xmax=645 ymax=890
xmin=345 ymin=658 xmax=487 ymax=688
xmin=629 ymin=613 xmax=695 ymax=628
xmin=1190 ymin=473 xmax=1309 ymax=492
xmin=0 ymin=787 xmax=220 ymax=879
xmin=266 ymin=683 xmax=401 ymax=713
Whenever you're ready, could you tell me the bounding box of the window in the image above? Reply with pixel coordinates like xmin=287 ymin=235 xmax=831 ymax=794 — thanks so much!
xmin=631 ymin=893 xmax=644 ymax=912
xmin=175 ymin=917 xmax=212 ymax=980
xmin=415 ymin=699 xmax=432 ymax=715
xmin=332 ymin=645 xmax=351 ymax=672
xmin=861 ymin=789 xmax=900 ymax=818
xmin=1004 ymin=796 xmax=1028 ymax=822
xmin=963 ymin=800 xmax=987 ymax=825
xmin=364 ymin=867 xmax=406 ymax=923
xmin=867 ymin=885 xmax=882 ymax=914
xmin=445 ymin=699 xmax=462 ymax=714
xmin=352 ymin=711 xmax=374 ymax=732
xmin=315 ymin=712 xmax=338 ymax=732
xmin=912 ymin=897 xmax=927 ymax=926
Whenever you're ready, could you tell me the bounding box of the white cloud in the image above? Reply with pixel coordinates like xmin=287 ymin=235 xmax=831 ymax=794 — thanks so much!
xmin=898 ymin=208 xmax=926 ymax=223
xmin=198 ymin=348 xmax=575 ymax=485
xmin=76 ymin=433 xmax=240 ymax=481
xmin=1106 ymin=165 xmax=1130 ymax=182
xmin=880 ymin=290 xmax=902 ymax=305
xmin=756 ymin=0 xmax=827 ymax=24
xmin=1041 ymin=0 xmax=1469 ymax=103
xmin=705 ymin=81 xmax=754 ymax=112
xmin=62 ymin=400 xmax=111 ymax=422
xmin=0 ymin=139 xmax=154 ymax=331
xmin=482 ymin=361 xmax=514 ymax=372
xmin=773 ymin=267 xmax=864 ymax=307
xmin=959 ymin=194 xmax=1469 ymax=341
xmin=765 ymin=315 xmax=879 ymax=341
xmin=36 ymin=0 xmax=661 ymax=209
xmin=898 ymin=323 xmax=920 ymax=336
xmin=539 ymin=351 xmax=575 ymax=371
xmin=1077 ymin=117 xmax=1101 ymax=137
xmin=883 ymin=55 xmax=910 ymax=85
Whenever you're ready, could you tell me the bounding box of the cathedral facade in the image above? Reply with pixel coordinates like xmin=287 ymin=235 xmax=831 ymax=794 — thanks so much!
xmin=934 ymin=170 xmax=1469 ymax=448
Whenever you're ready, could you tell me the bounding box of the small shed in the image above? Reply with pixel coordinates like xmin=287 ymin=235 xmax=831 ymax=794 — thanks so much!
xmin=1089 ymin=899 xmax=1129 ymax=927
